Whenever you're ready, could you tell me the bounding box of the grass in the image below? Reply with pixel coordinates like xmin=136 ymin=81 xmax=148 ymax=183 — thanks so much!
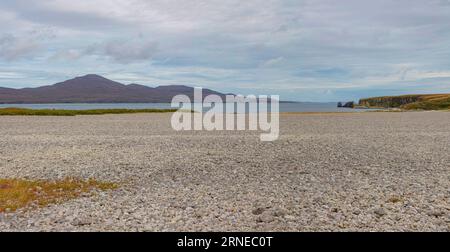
xmin=359 ymin=93 xmax=450 ymax=110
xmin=0 ymin=107 xmax=179 ymax=116
xmin=401 ymin=96 xmax=450 ymax=110
xmin=0 ymin=178 xmax=117 ymax=213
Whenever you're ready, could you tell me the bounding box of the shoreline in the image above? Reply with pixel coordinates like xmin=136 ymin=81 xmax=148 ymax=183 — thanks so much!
xmin=1 ymin=107 xmax=448 ymax=117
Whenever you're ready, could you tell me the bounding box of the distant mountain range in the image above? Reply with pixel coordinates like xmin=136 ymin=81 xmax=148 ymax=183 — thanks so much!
xmin=0 ymin=74 xmax=231 ymax=104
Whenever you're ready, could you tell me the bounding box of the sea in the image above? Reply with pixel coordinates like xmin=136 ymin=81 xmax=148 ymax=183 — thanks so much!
xmin=0 ymin=103 xmax=376 ymax=113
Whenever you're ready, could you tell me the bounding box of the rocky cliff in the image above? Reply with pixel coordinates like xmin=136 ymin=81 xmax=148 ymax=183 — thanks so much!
xmin=358 ymin=94 xmax=450 ymax=110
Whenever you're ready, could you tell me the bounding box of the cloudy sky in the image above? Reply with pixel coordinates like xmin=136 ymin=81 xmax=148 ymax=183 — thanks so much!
xmin=1 ymin=0 xmax=450 ymax=101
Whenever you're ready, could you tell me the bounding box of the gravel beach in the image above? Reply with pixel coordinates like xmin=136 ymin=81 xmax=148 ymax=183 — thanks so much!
xmin=1 ymin=112 xmax=449 ymax=231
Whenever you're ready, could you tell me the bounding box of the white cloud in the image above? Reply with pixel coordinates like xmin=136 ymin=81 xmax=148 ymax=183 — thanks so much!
xmin=0 ymin=71 xmax=26 ymax=79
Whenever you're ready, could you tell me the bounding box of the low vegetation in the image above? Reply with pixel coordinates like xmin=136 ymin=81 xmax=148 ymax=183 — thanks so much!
xmin=0 ymin=107 xmax=178 ymax=116
xmin=0 ymin=178 xmax=117 ymax=213
xmin=358 ymin=94 xmax=450 ymax=110
xmin=401 ymin=95 xmax=450 ymax=110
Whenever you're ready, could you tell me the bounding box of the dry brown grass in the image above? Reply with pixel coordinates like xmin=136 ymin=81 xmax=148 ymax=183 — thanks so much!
xmin=386 ymin=196 xmax=403 ymax=204
xmin=0 ymin=178 xmax=117 ymax=213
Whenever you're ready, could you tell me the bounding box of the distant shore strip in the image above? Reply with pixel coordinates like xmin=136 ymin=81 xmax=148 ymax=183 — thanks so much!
xmin=0 ymin=107 xmax=181 ymax=116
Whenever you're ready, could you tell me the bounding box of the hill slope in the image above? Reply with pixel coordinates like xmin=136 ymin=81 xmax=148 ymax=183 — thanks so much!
xmin=359 ymin=94 xmax=450 ymax=110
xmin=0 ymin=74 xmax=227 ymax=103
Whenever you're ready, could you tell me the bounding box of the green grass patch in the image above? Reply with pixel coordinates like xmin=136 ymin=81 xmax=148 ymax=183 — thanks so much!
xmin=0 ymin=107 xmax=179 ymax=116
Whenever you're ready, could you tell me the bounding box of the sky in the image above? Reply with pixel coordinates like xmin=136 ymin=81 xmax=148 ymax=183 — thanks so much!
xmin=1 ymin=0 xmax=450 ymax=102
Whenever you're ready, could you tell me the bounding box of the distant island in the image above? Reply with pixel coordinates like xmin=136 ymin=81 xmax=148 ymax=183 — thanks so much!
xmin=338 ymin=93 xmax=450 ymax=110
xmin=0 ymin=74 xmax=229 ymax=104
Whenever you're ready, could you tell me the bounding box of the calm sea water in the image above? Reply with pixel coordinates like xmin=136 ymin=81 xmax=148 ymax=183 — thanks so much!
xmin=0 ymin=103 xmax=375 ymax=113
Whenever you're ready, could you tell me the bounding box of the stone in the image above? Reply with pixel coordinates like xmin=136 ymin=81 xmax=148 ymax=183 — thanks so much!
xmin=427 ymin=210 xmax=444 ymax=218
xmin=374 ymin=208 xmax=386 ymax=218
xmin=252 ymin=207 xmax=265 ymax=215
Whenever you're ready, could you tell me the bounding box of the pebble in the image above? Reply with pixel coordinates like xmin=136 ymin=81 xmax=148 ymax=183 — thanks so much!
xmin=374 ymin=208 xmax=386 ymax=218
xmin=0 ymin=112 xmax=449 ymax=231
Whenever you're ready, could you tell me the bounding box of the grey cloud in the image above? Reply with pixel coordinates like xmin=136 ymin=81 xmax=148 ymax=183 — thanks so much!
xmin=50 ymin=39 xmax=158 ymax=64
xmin=49 ymin=49 xmax=84 ymax=61
xmin=0 ymin=0 xmax=127 ymax=30
xmin=102 ymin=40 xmax=158 ymax=63
xmin=59 ymin=39 xmax=159 ymax=64
xmin=0 ymin=34 xmax=40 ymax=61
xmin=0 ymin=28 xmax=55 ymax=61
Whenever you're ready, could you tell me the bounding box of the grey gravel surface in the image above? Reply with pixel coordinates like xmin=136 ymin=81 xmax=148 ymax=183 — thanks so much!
xmin=0 ymin=112 xmax=449 ymax=231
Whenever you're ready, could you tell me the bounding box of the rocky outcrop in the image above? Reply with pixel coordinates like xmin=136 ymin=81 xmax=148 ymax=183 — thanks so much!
xmin=338 ymin=101 xmax=354 ymax=108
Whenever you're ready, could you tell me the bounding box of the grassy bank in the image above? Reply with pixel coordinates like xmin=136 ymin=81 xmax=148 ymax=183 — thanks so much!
xmin=359 ymin=94 xmax=450 ymax=110
xmin=0 ymin=107 xmax=179 ymax=116
xmin=401 ymin=95 xmax=450 ymax=110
